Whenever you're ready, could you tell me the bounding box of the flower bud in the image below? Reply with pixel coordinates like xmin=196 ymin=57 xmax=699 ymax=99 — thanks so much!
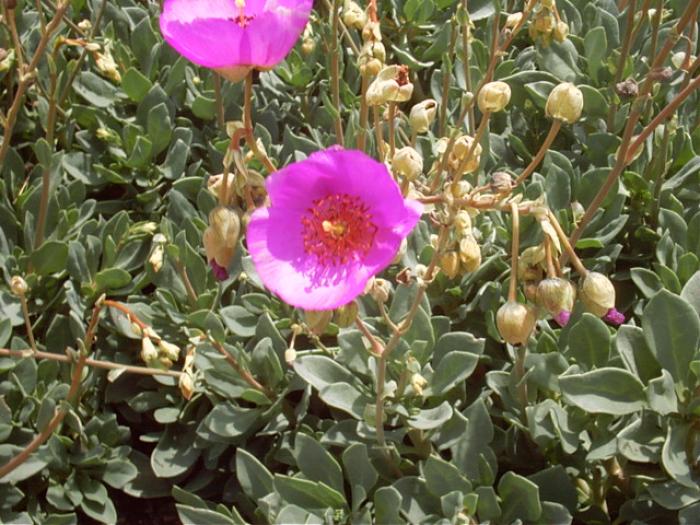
xmin=490 ymin=171 xmax=513 ymax=193
xmin=367 ymin=278 xmax=391 ymax=303
xmin=409 ymin=99 xmax=437 ymax=134
xmin=149 ymin=244 xmax=165 ymax=273
xmin=203 ymin=206 xmax=241 ymax=281
xmin=478 ymin=81 xmax=511 ymax=113
xmin=343 ymin=0 xmax=367 ymax=29
xmin=505 ymin=12 xmax=523 ymax=29
xmin=440 ymin=251 xmax=461 ymax=280
xmin=366 ymin=65 xmax=413 ymax=105
xmin=546 ymin=82 xmax=583 ymax=124
xmin=158 ymin=340 xmax=181 ymax=362
xmin=410 ymin=373 xmax=428 ymax=396
xmin=140 ymin=337 xmax=158 ymax=364
xmin=392 ymin=147 xmax=423 ymax=180
xmin=603 ymin=308 xmax=625 ymax=326
xmin=454 ymin=210 xmax=472 ymax=233
xmin=78 ymin=19 xmax=92 ymax=31
xmin=615 ymin=78 xmax=638 ymax=98
xmin=10 ymin=276 xmax=28 ymax=296
xmin=284 ymin=347 xmax=297 ymax=365
xmin=305 ymin=310 xmax=333 ymax=335
xmin=334 ymin=302 xmax=359 ymax=328
xmin=459 ymin=235 xmax=481 ymax=273
xmin=496 ymin=301 xmax=537 ymax=345
xmin=553 ymin=20 xmax=569 ymax=42
xmin=536 ymin=277 xmax=574 ymax=316
xmin=301 ymin=37 xmax=316 ymax=55
xmin=580 ymin=272 xmax=616 ymax=317
xmin=179 ymin=373 xmax=195 ymax=400
xmin=451 ymin=135 xmax=482 ymax=174
xmin=95 ymin=49 xmax=121 ymax=83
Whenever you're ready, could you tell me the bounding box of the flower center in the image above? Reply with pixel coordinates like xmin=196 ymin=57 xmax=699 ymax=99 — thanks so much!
xmin=230 ymin=0 xmax=254 ymax=27
xmin=301 ymin=194 xmax=378 ymax=267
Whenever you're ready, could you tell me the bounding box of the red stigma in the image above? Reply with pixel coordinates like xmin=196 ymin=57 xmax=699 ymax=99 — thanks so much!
xmin=301 ymin=194 xmax=378 ymax=267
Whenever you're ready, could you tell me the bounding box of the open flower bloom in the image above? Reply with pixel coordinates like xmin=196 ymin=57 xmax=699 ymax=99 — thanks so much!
xmin=247 ymin=148 xmax=423 ymax=310
xmin=159 ymin=0 xmax=313 ymax=82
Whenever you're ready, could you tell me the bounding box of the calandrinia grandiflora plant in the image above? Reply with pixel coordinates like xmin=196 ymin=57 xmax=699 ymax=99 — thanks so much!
xmin=1 ymin=0 xmax=700 ymax=523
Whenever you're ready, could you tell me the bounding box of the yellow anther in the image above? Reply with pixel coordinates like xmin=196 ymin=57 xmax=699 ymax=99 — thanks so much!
xmin=235 ymin=0 xmax=246 ymax=8
xmin=322 ymin=220 xmax=346 ymax=237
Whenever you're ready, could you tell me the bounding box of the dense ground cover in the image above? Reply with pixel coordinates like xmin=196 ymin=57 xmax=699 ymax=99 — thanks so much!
xmin=1 ymin=0 xmax=700 ymax=523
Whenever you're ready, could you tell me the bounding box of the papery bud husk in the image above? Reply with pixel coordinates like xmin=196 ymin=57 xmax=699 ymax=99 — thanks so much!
xmin=392 ymin=147 xmax=423 ymax=180
xmin=367 ymin=278 xmax=391 ymax=303
xmin=440 ymin=251 xmax=461 ymax=279
xmin=505 ymin=12 xmax=523 ymax=29
xmin=478 ymin=81 xmax=511 ymax=113
xmin=490 ymin=171 xmax=514 ymax=193
xmin=284 ymin=347 xmax=297 ymax=365
xmin=366 ymin=65 xmax=413 ymax=105
xmin=305 ymin=309 xmax=333 ymax=335
xmin=450 ymin=135 xmax=482 ymax=174
xmin=158 ymin=340 xmax=181 ymax=362
xmin=203 ymin=206 xmax=241 ymax=272
xmin=179 ymin=373 xmax=195 ymax=400
xmin=454 ymin=210 xmax=472 ymax=233
xmin=580 ymin=271 xmax=616 ymax=317
xmin=496 ymin=301 xmax=537 ymax=345
xmin=536 ymin=277 xmax=575 ymax=316
xmin=10 ymin=276 xmax=28 ymax=296
xmin=334 ymin=302 xmax=359 ymax=328
xmin=141 ymin=337 xmax=158 ymax=364
xmin=410 ymin=373 xmax=428 ymax=396
xmin=409 ymin=99 xmax=437 ymax=134
xmin=459 ymin=235 xmax=481 ymax=273
xmin=545 ymin=82 xmax=584 ymax=124
xmin=553 ymin=20 xmax=569 ymax=42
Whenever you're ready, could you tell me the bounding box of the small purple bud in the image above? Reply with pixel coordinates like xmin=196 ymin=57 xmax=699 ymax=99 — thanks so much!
xmin=209 ymin=259 xmax=229 ymax=281
xmin=603 ymin=308 xmax=625 ymax=326
xmin=554 ymin=310 xmax=571 ymax=327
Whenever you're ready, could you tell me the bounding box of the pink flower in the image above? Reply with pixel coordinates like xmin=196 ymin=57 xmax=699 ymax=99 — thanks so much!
xmin=247 ymin=148 xmax=423 ymax=310
xmin=159 ymin=0 xmax=313 ymax=82
xmin=553 ymin=310 xmax=571 ymax=327
xmin=603 ymin=307 xmax=625 ymax=326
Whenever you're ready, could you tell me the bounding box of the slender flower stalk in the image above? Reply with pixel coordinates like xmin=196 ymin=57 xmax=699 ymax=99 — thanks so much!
xmin=607 ymin=0 xmax=638 ymax=129
xmin=244 ymin=72 xmax=277 ymax=173
xmin=513 ymin=119 xmax=562 ymax=187
xmin=330 ymin=0 xmax=344 ymax=145
xmin=358 ymin=74 xmax=371 ymax=150
xmin=453 ymin=111 xmax=490 ymax=183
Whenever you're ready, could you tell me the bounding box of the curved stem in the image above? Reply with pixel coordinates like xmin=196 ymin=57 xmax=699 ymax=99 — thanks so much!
xmin=607 ymin=0 xmax=637 ymax=129
xmin=373 ymin=105 xmax=385 ymax=159
xmin=243 ymin=72 xmax=276 ymax=173
xmin=509 ymin=202 xmax=520 ymax=302
xmin=19 ymin=295 xmax=38 ymax=353
xmin=548 ymin=210 xmax=588 ymax=276
xmin=453 ymin=110 xmax=491 ymax=184
xmin=357 ymin=75 xmax=370 ymax=150
xmin=388 ymin=102 xmax=397 ymax=158
xmin=513 ymin=119 xmax=562 ymax=188
xmin=210 ymin=339 xmax=274 ymax=399
xmin=330 ymin=0 xmax=344 ymax=145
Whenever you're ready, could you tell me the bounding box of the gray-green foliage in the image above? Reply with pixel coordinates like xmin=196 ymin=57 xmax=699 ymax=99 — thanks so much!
xmin=1 ymin=0 xmax=700 ymax=523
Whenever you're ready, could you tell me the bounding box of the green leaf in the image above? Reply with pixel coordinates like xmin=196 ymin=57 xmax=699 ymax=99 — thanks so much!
xmin=662 ymin=420 xmax=698 ymax=489
xmin=559 ymin=368 xmax=646 ymax=415
xmin=220 ymin=305 xmax=258 ymax=337
xmin=273 ymin=474 xmax=346 ymax=510
xmin=646 ymin=370 xmax=678 ymax=415
xmin=583 ymin=26 xmax=608 ymax=83
xmin=342 ymin=443 xmax=378 ymax=512
xmin=147 ymin=102 xmax=173 ymax=156
xmin=95 ymin=268 xmax=131 ymax=291
xmin=318 ymin=383 xmax=373 ymax=419
xmin=374 ymin=486 xmax=403 ymax=525
xmin=427 ymin=351 xmax=479 ymax=397
xmin=681 ymin=271 xmax=700 ymax=316
xmin=122 ymin=67 xmax=152 ymax=102
xmin=30 ymin=241 xmax=68 ymax=276
xmin=631 ymin=267 xmax=664 ymax=298
xmin=408 ymin=401 xmax=453 ymax=430
xmin=236 ymin=448 xmax=274 ymax=502
xmin=498 ymin=471 xmax=543 ymax=523
xmin=642 ymin=289 xmax=700 ymax=384
xmin=203 ymin=403 xmax=262 ymax=438
xmin=293 ymin=354 xmax=358 ymax=391
xmin=293 ymin=433 xmax=344 ymax=493
xmin=567 ymin=313 xmax=611 ymax=369
xmin=176 ymin=505 xmax=237 ymax=525
xmin=80 ymin=496 xmax=117 ymax=524
xmin=421 ymin=455 xmax=472 ymax=498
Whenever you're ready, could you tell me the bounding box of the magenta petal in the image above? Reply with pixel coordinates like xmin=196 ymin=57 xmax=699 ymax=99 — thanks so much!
xmin=553 ymin=310 xmax=571 ymax=327
xmin=160 ymin=0 xmax=313 ymax=70
xmin=210 ymin=259 xmax=229 ymax=281
xmin=247 ymin=208 xmax=374 ymax=310
xmin=604 ymin=307 xmax=625 ymax=326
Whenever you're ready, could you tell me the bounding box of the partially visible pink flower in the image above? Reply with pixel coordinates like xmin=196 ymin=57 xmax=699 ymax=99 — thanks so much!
xmin=603 ymin=307 xmax=625 ymax=326
xmin=210 ymin=259 xmax=229 ymax=281
xmin=553 ymin=310 xmax=571 ymax=327
xmin=159 ymin=0 xmax=313 ymax=82
xmin=247 ymin=148 xmax=423 ymax=310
